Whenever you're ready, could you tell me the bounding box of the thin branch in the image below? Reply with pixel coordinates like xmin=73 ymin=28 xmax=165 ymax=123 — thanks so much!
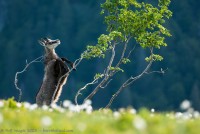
xmin=124 ymin=60 xmax=153 ymax=87
xmin=100 ymin=79 xmax=112 ymax=89
xmin=84 ymin=44 xmax=116 ymax=102
xmin=127 ymin=45 xmax=136 ymax=59
xmin=83 ymin=37 xmax=134 ymax=102
xmin=83 ymin=37 xmax=134 ymax=101
xmin=106 ymin=44 xmax=116 ymax=75
xmin=74 ymin=57 xmax=83 ymax=69
xmin=111 ymin=42 xmax=136 ymax=76
xmin=145 ymin=68 xmax=168 ymax=75
xmin=14 ymin=55 xmax=44 ymax=102
xmin=105 ymin=48 xmax=154 ymax=108
xmin=115 ymin=37 xmax=131 ymax=68
xmin=75 ymin=77 xmax=99 ymax=105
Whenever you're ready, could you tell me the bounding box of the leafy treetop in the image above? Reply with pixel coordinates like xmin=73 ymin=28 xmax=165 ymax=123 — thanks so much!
xmin=83 ymin=0 xmax=172 ymax=62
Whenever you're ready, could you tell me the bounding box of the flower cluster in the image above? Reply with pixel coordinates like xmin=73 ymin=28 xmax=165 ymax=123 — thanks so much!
xmin=175 ymin=99 xmax=200 ymax=120
xmin=63 ymin=100 xmax=92 ymax=114
xmin=10 ymin=99 xmax=93 ymax=114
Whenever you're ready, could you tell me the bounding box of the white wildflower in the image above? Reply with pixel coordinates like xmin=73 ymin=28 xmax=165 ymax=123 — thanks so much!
xmin=69 ymin=105 xmax=81 ymax=112
xmin=58 ymin=108 xmax=65 ymax=113
xmin=84 ymin=100 xmax=92 ymax=106
xmin=0 ymin=113 xmax=3 ymax=124
xmin=51 ymin=103 xmax=65 ymax=113
xmin=23 ymin=102 xmax=31 ymax=109
xmin=74 ymin=105 xmax=81 ymax=112
xmin=113 ymin=111 xmax=120 ymax=118
xmin=41 ymin=116 xmax=52 ymax=127
xmin=63 ymin=100 xmax=71 ymax=108
xmin=42 ymin=105 xmax=49 ymax=111
xmin=68 ymin=104 xmax=75 ymax=112
xmin=151 ymin=109 xmax=155 ymax=113
xmin=17 ymin=103 xmax=22 ymax=108
xmin=129 ymin=108 xmax=136 ymax=114
xmin=80 ymin=104 xmax=88 ymax=110
xmin=119 ymin=108 xmax=125 ymax=113
xmin=133 ymin=116 xmax=147 ymax=131
xmin=193 ymin=111 xmax=200 ymax=118
xmin=180 ymin=100 xmax=191 ymax=110
xmin=150 ymin=109 xmax=155 ymax=117
xmin=50 ymin=103 xmax=58 ymax=109
xmin=175 ymin=112 xmax=183 ymax=118
xmin=0 ymin=100 xmax=4 ymax=108
xmin=182 ymin=113 xmax=192 ymax=120
xmin=29 ymin=104 xmax=38 ymax=111
xmin=187 ymin=108 xmax=194 ymax=113
xmin=86 ymin=105 xmax=93 ymax=114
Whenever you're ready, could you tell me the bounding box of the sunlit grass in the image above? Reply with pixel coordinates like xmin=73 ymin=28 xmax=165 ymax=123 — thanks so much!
xmin=0 ymin=98 xmax=200 ymax=134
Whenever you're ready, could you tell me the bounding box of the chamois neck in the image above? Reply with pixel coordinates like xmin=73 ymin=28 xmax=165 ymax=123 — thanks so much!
xmin=44 ymin=48 xmax=58 ymax=64
xmin=45 ymin=48 xmax=57 ymax=56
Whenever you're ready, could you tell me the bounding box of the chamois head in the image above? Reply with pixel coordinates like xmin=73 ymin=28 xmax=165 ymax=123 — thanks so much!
xmin=38 ymin=37 xmax=60 ymax=50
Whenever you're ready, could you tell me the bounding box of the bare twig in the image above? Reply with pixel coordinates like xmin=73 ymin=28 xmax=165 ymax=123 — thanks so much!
xmin=82 ymin=37 xmax=135 ymax=102
xmin=74 ymin=57 xmax=84 ymax=69
xmin=14 ymin=55 xmax=44 ymax=102
xmin=111 ymin=41 xmax=136 ymax=76
xmin=83 ymin=37 xmax=134 ymax=101
xmin=75 ymin=77 xmax=100 ymax=105
xmin=105 ymin=48 xmax=154 ymax=108
xmin=127 ymin=45 xmax=136 ymax=59
xmin=115 ymin=37 xmax=131 ymax=68
xmin=145 ymin=68 xmax=168 ymax=75
xmin=100 ymin=79 xmax=112 ymax=88
xmin=84 ymin=44 xmax=116 ymax=102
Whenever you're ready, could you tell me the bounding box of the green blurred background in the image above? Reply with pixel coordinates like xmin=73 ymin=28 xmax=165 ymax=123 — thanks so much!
xmin=0 ymin=0 xmax=199 ymax=111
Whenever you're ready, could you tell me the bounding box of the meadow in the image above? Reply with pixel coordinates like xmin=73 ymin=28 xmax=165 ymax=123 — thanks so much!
xmin=0 ymin=98 xmax=200 ymax=134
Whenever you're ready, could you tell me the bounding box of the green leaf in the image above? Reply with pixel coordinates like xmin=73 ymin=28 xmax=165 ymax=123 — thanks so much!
xmin=94 ymin=73 xmax=104 ymax=79
xmin=122 ymin=58 xmax=131 ymax=64
xmin=145 ymin=54 xmax=163 ymax=62
xmin=109 ymin=67 xmax=124 ymax=72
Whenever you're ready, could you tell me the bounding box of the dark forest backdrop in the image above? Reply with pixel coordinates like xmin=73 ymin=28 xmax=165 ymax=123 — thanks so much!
xmin=0 ymin=0 xmax=199 ymax=111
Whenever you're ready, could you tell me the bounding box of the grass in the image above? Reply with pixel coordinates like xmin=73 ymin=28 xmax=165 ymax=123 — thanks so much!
xmin=0 ymin=98 xmax=200 ymax=134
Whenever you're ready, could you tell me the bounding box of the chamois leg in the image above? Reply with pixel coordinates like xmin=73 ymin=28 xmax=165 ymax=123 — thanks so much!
xmin=36 ymin=60 xmax=56 ymax=106
xmin=61 ymin=57 xmax=76 ymax=70
xmin=52 ymin=59 xmax=70 ymax=103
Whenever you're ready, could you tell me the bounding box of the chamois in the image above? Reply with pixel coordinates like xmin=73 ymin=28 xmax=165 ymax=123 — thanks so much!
xmin=36 ymin=37 xmax=75 ymax=106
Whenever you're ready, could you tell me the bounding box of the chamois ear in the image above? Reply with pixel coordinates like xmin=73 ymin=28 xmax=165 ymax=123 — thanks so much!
xmin=38 ymin=39 xmax=45 ymax=46
xmin=42 ymin=37 xmax=50 ymax=42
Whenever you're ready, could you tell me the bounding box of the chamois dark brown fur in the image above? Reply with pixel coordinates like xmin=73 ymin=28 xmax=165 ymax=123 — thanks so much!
xmin=36 ymin=37 xmax=75 ymax=106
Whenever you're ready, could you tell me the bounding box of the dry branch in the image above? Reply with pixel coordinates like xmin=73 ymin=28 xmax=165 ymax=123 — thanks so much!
xmin=14 ymin=56 xmax=44 ymax=102
xmin=105 ymin=48 xmax=154 ymax=108
xmin=83 ymin=44 xmax=116 ymax=102
xmin=83 ymin=37 xmax=134 ymax=102
xmin=75 ymin=77 xmax=99 ymax=105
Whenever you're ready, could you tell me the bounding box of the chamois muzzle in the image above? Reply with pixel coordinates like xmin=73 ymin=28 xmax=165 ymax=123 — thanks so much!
xmin=38 ymin=37 xmax=60 ymax=49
